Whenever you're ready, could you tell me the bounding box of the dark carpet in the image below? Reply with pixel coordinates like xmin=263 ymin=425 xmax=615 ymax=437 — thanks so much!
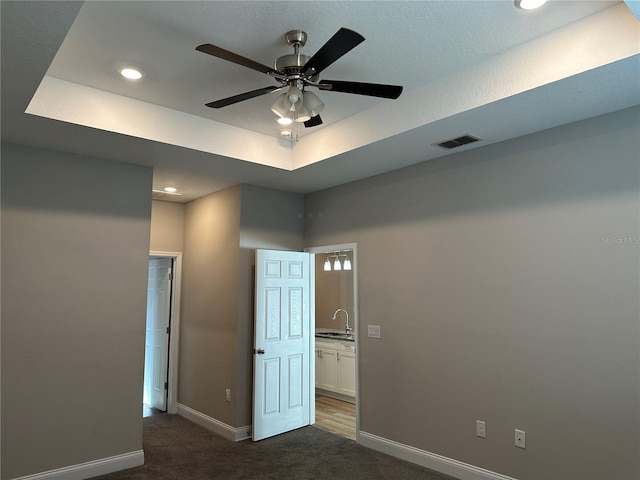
xmin=91 ymin=414 xmax=458 ymax=480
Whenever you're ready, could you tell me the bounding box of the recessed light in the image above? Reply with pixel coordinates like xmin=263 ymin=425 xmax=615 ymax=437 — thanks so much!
xmin=279 ymin=129 xmax=292 ymax=137
xmin=515 ymin=0 xmax=547 ymax=10
xmin=163 ymin=186 xmax=177 ymax=193
xmin=277 ymin=117 xmax=293 ymax=125
xmin=119 ymin=67 xmax=143 ymax=80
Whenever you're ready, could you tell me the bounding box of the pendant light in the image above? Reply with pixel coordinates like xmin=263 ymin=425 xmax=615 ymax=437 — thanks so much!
xmin=323 ymin=258 xmax=331 ymax=271
xmin=323 ymin=252 xmax=352 ymax=271
xmin=333 ymin=256 xmax=342 ymax=270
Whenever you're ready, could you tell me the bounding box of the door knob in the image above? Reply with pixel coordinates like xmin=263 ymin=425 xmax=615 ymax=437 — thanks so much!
xmin=254 ymin=348 xmax=265 ymax=355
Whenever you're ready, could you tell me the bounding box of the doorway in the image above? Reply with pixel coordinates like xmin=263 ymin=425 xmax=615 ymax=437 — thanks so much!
xmin=144 ymin=251 xmax=182 ymax=416
xmin=306 ymin=243 xmax=359 ymax=442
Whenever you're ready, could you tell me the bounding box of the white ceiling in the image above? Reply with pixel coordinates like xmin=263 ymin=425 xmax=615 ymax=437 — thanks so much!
xmin=2 ymin=1 xmax=639 ymax=202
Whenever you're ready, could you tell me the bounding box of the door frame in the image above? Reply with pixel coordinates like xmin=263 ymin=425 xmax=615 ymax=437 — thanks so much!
xmin=149 ymin=250 xmax=183 ymax=414
xmin=304 ymin=243 xmax=359 ymax=441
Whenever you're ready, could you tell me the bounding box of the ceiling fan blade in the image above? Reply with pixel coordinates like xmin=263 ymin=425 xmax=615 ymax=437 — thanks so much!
xmin=318 ymin=80 xmax=403 ymax=99
xmin=304 ymin=115 xmax=323 ymax=128
xmin=302 ymin=28 xmax=365 ymax=77
xmin=196 ymin=44 xmax=283 ymax=77
xmin=205 ymin=86 xmax=280 ymax=108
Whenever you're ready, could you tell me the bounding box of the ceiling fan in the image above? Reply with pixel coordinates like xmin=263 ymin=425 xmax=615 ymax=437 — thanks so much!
xmin=196 ymin=28 xmax=403 ymax=128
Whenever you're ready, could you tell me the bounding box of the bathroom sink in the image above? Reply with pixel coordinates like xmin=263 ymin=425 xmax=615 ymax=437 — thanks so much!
xmin=315 ymin=332 xmax=355 ymax=341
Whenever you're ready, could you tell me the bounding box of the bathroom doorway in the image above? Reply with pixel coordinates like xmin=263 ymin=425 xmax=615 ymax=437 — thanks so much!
xmin=144 ymin=257 xmax=172 ymax=413
xmin=306 ymin=243 xmax=359 ymax=441
xmin=144 ymin=251 xmax=182 ymax=416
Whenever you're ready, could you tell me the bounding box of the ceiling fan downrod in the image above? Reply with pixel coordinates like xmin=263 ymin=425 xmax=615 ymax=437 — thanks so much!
xmin=274 ymin=30 xmax=316 ymax=85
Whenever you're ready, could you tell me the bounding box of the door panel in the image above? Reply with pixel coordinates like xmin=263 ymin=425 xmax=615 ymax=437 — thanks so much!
xmin=253 ymin=249 xmax=310 ymax=441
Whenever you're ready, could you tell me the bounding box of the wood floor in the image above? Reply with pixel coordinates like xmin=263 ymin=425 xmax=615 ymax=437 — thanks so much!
xmin=314 ymin=394 xmax=356 ymax=440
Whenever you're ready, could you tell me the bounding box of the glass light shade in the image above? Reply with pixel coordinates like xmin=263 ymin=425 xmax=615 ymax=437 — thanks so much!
xmin=271 ymin=93 xmax=289 ymax=117
xmin=324 ymin=258 xmax=331 ymax=271
xmin=287 ymin=85 xmax=303 ymax=104
xmin=333 ymin=257 xmax=342 ymax=271
xmin=302 ymin=91 xmax=325 ymax=117
xmin=343 ymin=257 xmax=352 ymax=270
xmin=294 ymin=104 xmax=311 ymax=123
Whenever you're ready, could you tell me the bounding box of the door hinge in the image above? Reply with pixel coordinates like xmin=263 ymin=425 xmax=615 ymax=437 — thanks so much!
xmin=166 ymin=326 xmax=170 ymax=334
xmin=164 ymin=382 xmax=168 ymax=391
xmin=169 ymin=272 xmax=173 ymax=280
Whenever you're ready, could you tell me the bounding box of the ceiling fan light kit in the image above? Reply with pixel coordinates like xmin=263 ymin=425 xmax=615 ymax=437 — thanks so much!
xmin=303 ymin=91 xmax=325 ymax=117
xmin=196 ymin=27 xmax=403 ymax=135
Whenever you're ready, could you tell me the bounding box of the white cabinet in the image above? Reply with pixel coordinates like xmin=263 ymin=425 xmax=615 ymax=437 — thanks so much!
xmin=315 ymin=338 xmax=356 ymax=400
xmin=315 ymin=341 xmax=338 ymax=392
xmin=337 ymin=347 xmax=356 ymax=397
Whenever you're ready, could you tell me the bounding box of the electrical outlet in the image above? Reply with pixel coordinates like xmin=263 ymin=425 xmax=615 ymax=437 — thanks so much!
xmin=225 ymin=389 xmax=231 ymax=402
xmin=515 ymin=429 xmax=526 ymax=449
xmin=476 ymin=420 xmax=486 ymax=438
xmin=367 ymin=325 xmax=381 ymax=338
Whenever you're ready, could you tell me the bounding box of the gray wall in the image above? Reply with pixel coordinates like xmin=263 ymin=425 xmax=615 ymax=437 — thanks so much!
xmin=237 ymin=185 xmax=304 ymax=426
xmin=304 ymin=107 xmax=639 ymax=480
xmin=1 ymin=143 xmax=152 ymax=479
xmin=179 ymin=184 xmax=303 ymax=428
xmin=180 ymin=186 xmax=242 ymax=426
xmin=150 ymin=200 xmax=185 ymax=252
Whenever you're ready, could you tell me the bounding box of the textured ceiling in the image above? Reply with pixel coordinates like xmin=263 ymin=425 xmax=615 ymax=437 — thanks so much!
xmin=2 ymin=1 xmax=639 ymax=202
xmin=46 ymin=0 xmax=618 ymax=137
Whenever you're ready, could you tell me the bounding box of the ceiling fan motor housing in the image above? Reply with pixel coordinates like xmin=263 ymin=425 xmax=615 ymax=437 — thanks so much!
xmin=275 ymin=53 xmax=310 ymax=77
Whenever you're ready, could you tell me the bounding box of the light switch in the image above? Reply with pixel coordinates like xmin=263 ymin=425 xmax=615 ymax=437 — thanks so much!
xmin=367 ymin=325 xmax=381 ymax=338
xmin=476 ymin=420 xmax=486 ymax=438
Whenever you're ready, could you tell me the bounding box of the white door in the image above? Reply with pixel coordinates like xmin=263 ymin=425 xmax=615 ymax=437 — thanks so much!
xmin=253 ymin=249 xmax=311 ymax=441
xmin=144 ymin=257 xmax=172 ymax=411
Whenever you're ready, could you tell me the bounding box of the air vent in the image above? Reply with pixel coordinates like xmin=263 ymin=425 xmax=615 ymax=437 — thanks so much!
xmin=434 ymin=134 xmax=481 ymax=149
xmin=152 ymin=190 xmax=184 ymax=201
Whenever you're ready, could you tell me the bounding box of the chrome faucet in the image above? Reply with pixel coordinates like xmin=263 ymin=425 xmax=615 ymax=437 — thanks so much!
xmin=332 ymin=308 xmax=352 ymax=335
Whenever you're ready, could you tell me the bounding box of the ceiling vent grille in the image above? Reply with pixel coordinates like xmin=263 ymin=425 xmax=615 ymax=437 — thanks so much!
xmin=434 ymin=134 xmax=481 ymax=149
xmin=152 ymin=190 xmax=184 ymax=201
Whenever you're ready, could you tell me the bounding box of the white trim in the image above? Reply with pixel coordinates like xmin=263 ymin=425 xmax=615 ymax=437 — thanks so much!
xmin=358 ymin=431 xmax=517 ymax=480
xmin=308 ymin=252 xmax=316 ymax=426
xmin=149 ymin=251 xmax=182 ymax=414
xmin=178 ymin=403 xmax=251 ymax=442
xmin=315 ymin=388 xmax=355 ymax=404
xmin=11 ymin=451 xmax=143 ymax=480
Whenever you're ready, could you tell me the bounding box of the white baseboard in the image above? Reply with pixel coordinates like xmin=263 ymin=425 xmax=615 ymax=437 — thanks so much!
xmin=315 ymin=388 xmax=356 ymax=404
xmin=11 ymin=450 xmax=144 ymax=480
xmin=358 ymin=431 xmax=517 ymax=480
xmin=177 ymin=403 xmax=251 ymax=441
